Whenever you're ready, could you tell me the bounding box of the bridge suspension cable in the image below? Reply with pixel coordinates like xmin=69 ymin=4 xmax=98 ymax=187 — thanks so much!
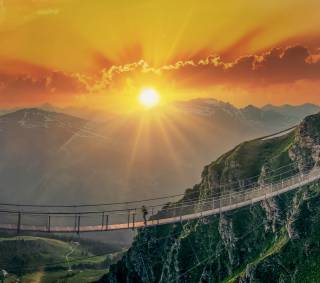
xmin=0 ymin=159 xmax=314 ymax=215
xmin=0 ymin=159 xmax=319 ymax=233
xmin=0 ymin=156 xmax=311 ymax=209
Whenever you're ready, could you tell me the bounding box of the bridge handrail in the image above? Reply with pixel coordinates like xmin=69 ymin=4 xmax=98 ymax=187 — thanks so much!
xmin=0 ymin=156 xmax=314 ymax=210
xmin=0 ymin=166 xmax=318 ymax=219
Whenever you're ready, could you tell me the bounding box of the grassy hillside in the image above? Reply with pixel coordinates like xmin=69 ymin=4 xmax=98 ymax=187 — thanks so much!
xmin=0 ymin=235 xmax=124 ymax=283
xmin=102 ymin=113 xmax=320 ymax=282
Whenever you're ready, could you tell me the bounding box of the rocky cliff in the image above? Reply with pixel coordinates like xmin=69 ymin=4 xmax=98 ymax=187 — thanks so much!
xmin=100 ymin=113 xmax=320 ymax=283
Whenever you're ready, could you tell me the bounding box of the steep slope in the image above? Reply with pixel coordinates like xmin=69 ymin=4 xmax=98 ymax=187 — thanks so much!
xmin=101 ymin=112 xmax=320 ymax=282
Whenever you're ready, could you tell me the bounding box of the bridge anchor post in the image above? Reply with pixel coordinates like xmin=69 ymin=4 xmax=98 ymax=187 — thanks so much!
xmin=17 ymin=212 xmax=21 ymax=235
xmin=127 ymin=210 xmax=130 ymax=228
xmin=101 ymin=212 xmax=105 ymax=231
xmin=74 ymin=214 xmax=77 ymax=232
xmin=77 ymin=215 xmax=81 ymax=234
xmin=105 ymin=215 xmax=109 ymax=231
xmin=151 ymin=208 xmax=154 ymax=224
xmin=132 ymin=213 xmax=135 ymax=230
xmin=47 ymin=215 xmax=51 ymax=233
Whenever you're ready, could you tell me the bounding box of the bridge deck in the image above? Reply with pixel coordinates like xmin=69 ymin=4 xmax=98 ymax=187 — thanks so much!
xmin=1 ymin=168 xmax=319 ymax=233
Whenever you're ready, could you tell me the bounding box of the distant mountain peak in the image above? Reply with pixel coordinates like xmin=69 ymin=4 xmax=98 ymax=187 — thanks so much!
xmin=241 ymin=104 xmax=260 ymax=111
xmin=0 ymin=107 xmax=87 ymax=130
xmin=174 ymin=98 xmax=240 ymax=117
xmin=39 ymin=103 xmax=60 ymax=113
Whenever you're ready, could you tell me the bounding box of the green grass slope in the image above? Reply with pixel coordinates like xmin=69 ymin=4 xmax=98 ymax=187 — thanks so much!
xmin=0 ymin=235 xmax=123 ymax=283
xmin=102 ymin=113 xmax=320 ymax=282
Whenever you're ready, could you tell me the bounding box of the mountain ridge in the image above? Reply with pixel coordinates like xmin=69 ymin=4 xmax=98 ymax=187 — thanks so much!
xmin=0 ymin=103 xmax=319 ymax=246
xmin=101 ymin=112 xmax=320 ymax=282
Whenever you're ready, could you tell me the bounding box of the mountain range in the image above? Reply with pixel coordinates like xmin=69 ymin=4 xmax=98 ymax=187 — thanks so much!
xmin=0 ymin=100 xmax=319 ymax=245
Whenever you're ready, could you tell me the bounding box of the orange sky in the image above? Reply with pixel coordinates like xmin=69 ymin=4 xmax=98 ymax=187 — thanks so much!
xmin=0 ymin=0 xmax=319 ymax=110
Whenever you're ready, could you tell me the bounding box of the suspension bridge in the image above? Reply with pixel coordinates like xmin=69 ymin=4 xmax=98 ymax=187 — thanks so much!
xmin=0 ymin=159 xmax=319 ymax=234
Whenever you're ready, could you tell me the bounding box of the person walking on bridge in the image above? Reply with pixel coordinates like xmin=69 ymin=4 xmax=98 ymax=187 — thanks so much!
xmin=141 ymin=205 xmax=148 ymax=225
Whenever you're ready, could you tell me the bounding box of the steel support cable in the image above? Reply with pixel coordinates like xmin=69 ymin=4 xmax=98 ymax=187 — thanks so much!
xmin=0 ymin=166 xmax=316 ymax=226
xmin=0 ymin=165 xmax=317 ymax=220
xmin=0 ymin=158 xmax=313 ymax=213
xmin=180 ymin=163 xmax=312 ymax=204
xmin=0 ymin=165 xmax=318 ymax=236
xmin=0 ymin=164 xmax=312 ymax=215
xmin=0 ymin=155 xmax=315 ymax=210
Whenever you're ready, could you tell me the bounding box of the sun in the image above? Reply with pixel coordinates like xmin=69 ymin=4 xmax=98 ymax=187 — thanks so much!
xmin=138 ymin=88 xmax=160 ymax=108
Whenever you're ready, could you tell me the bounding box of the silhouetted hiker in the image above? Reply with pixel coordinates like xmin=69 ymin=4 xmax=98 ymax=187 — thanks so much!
xmin=141 ymin=205 xmax=148 ymax=225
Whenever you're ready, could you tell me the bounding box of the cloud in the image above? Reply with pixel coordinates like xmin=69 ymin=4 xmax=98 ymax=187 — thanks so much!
xmin=0 ymin=61 xmax=86 ymax=106
xmin=0 ymin=45 xmax=319 ymax=105
xmin=84 ymin=45 xmax=320 ymax=92
xmin=166 ymin=45 xmax=320 ymax=87
xmin=254 ymin=46 xmax=318 ymax=82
